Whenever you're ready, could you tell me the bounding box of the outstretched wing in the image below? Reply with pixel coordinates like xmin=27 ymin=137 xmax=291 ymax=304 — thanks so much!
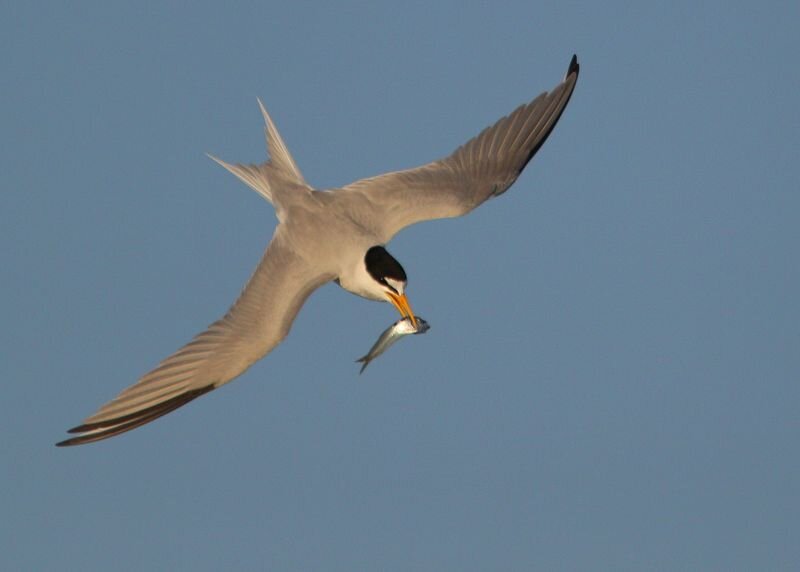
xmin=342 ymin=55 xmax=579 ymax=242
xmin=57 ymin=228 xmax=333 ymax=446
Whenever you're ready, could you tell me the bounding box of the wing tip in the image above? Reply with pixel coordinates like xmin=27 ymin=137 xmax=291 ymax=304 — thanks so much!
xmin=55 ymin=384 xmax=215 ymax=447
xmin=567 ymin=54 xmax=580 ymax=78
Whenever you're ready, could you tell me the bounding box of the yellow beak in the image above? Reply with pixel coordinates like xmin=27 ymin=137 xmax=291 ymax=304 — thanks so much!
xmin=387 ymin=292 xmax=417 ymax=328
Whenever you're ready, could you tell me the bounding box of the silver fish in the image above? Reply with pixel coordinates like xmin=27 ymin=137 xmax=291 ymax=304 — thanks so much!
xmin=356 ymin=316 xmax=430 ymax=373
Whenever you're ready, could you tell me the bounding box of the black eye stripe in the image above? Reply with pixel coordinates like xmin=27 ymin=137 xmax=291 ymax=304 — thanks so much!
xmin=378 ymin=277 xmax=398 ymax=294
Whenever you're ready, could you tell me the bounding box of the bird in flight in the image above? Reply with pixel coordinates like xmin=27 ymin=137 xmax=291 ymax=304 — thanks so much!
xmin=57 ymin=55 xmax=579 ymax=446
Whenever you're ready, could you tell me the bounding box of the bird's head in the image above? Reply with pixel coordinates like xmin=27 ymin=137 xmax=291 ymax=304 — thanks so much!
xmin=364 ymin=246 xmax=417 ymax=327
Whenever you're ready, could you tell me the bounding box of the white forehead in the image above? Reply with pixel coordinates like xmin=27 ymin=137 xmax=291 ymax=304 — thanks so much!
xmin=385 ymin=277 xmax=405 ymax=294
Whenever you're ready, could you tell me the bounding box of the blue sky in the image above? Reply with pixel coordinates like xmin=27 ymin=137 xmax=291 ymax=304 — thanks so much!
xmin=3 ymin=1 xmax=798 ymax=570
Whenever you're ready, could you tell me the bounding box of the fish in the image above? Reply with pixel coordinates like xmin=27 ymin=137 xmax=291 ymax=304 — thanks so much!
xmin=356 ymin=316 xmax=430 ymax=373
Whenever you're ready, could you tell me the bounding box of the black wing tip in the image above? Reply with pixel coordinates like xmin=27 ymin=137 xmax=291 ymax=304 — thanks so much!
xmin=568 ymin=54 xmax=580 ymax=78
xmin=55 ymin=384 xmax=215 ymax=447
xmin=514 ymin=53 xmax=581 ymax=175
xmin=66 ymin=423 xmax=91 ymax=434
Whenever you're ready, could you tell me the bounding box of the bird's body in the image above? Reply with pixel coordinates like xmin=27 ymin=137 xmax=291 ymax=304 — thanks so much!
xmin=57 ymin=55 xmax=580 ymax=446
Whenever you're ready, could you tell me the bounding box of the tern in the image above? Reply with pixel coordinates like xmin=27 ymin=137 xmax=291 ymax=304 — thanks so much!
xmin=57 ymin=55 xmax=579 ymax=446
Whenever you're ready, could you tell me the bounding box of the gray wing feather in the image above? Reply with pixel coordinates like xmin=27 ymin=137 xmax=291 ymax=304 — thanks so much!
xmin=58 ymin=228 xmax=333 ymax=445
xmin=342 ymin=56 xmax=579 ymax=241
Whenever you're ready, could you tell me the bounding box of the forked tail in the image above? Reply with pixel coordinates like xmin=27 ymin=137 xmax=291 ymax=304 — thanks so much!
xmin=207 ymin=99 xmax=308 ymax=205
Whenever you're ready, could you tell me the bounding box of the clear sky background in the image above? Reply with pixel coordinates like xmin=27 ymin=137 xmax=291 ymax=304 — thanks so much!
xmin=3 ymin=2 xmax=798 ymax=570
